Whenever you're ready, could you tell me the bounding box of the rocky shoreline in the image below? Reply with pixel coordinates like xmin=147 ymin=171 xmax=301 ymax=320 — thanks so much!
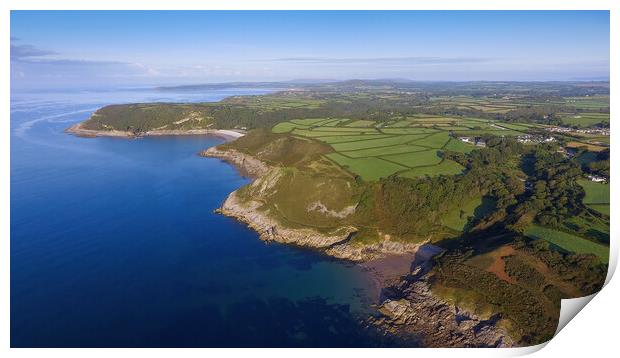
xmin=201 ymin=146 xmax=421 ymax=261
xmin=201 ymin=144 xmax=516 ymax=347
xmin=369 ymin=245 xmax=514 ymax=347
xmin=66 ymin=122 xmax=244 ymax=140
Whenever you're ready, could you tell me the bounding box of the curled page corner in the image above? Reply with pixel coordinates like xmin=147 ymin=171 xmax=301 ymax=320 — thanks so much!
xmin=550 ymin=222 xmax=618 ymax=342
xmin=555 ymin=293 xmax=598 ymax=335
xmin=512 ymin=224 xmax=617 ymax=355
xmin=508 ymin=292 xmax=603 ymax=355
xmin=502 ymin=342 xmax=549 ymax=356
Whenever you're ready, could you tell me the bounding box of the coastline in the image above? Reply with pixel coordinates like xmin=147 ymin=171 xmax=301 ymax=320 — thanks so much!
xmin=66 ymin=122 xmax=245 ymax=140
xmin=201 ymin=146 xmax=422 ymax=262
xmin=200 ymin=143 xmax=516 ymax=348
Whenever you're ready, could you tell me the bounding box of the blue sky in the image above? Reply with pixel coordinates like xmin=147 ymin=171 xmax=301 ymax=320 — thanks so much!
xmin=10 ymin=11 xmax=610 ymax=88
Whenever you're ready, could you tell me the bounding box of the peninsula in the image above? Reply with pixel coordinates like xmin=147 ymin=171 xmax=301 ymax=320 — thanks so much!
xmin=68 ymin=80 xmax=610 ymax=347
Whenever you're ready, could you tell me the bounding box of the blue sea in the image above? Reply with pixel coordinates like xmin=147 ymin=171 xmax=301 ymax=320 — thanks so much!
xmin=10 ymin=88 xmax=394 ymax=347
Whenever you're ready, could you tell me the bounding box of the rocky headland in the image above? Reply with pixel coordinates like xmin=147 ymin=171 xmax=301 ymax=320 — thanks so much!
xmin=201 ymin=144 xmax=515 ymax=348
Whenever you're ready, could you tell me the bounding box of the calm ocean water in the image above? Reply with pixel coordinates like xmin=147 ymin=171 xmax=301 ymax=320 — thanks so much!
xmin=10 ymin=88 xmax=390 ymax=347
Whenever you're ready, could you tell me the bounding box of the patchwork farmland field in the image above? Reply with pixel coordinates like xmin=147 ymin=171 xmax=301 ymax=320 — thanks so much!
xmin=560 ymin=112 xmax=610 ymax=127
xmin=525 ymin=225 xmax=609 ymax=263
xmin=271 ymin=116 xmax=505 ymax=180
xmin=429 ymin=95 xmax=609 ymax=116
xmin=270 ymin=110 xmax=610 ymax=181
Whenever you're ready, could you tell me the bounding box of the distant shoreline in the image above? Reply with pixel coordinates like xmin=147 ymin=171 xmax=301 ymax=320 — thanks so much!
xmin=65 ymin=122 xmax=245 ymax=140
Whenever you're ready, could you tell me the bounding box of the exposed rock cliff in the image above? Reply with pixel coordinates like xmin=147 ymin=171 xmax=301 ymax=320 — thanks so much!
xmin=369 ymin=245 xmax=514 ymax=348
xmin=201 ymin=147 xmax=270 ymax=178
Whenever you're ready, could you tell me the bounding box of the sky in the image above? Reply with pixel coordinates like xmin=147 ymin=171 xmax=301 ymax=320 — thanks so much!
xmin=10 ymin=11 xmax=610 ymax=88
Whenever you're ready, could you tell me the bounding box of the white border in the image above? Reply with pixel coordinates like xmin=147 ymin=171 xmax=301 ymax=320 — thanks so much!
xmin=2 ymin=1 xmax=617 ymax=357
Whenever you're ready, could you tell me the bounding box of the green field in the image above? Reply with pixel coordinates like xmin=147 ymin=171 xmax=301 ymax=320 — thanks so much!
xmin=400 ymin=160 xmax=465 ymax=179
xmin=345 ymin=120 xmax=375 ymax=127
xmin=381 ymin=127 xmax=439 ymax=135
xmin=325 ymin=153 xmax=406 ymax=181
xmin=340 ymin=144 xmax=427 ymax=158
xmin=561 ymin=112 xmax=609 ymax=127
xmin=578 ymin=179 xmax=609 ymax=204
xmin=441 ymin=196 xmax=494 ymax=231
xmin=271 ymin=115 xmax=495 ymax=180
xmin=269 ymin=110 xmax=594 ymax=181
xmin=413 ymin=132 xmax=451 ymax=148
xmin=272 ymin=122 xmax=308 ymax=133
xmin=578 ymin=179 xmax=610 ymax=216
xmin=382 ymin=150 xmax=442 ymax=167
xmin=290 ymin=118 xmax=330 ymax=125
xmin=587 ymin=204 xmax=610 ymax=216
xmin=316 ymin=134 xmax=391 ymax=144
xmin=330 ymin=134 xmax=424 ymax=151
xmin=525 ymin=225 xmax=609 ymax=263
xmin=444 ymin=138 xmax=476 ymax=153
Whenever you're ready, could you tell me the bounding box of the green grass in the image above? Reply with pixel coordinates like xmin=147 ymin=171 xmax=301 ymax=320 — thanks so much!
xmin=399 ymin=160 xmax=465 ymax=179
xmin=325 ymin=153 xmax=406 ymax=181
xmin=290 ymin=118 xmax=331 ymax=126
xmin=494 ymin=122 xmax=534 ymax=131
xmin=386 ymin=120 xmax=415 ymax=127
xmin=311 ymin=126 xmax=380 ymax=132
xmin=411 ymin=132 xmax=451 ymax=148
xmin=292 ymin=128 xmax=377 ymax=138
xmin=382 ymin=150 xmax=442 ymax=167
xmin=587 ymin=204 xmax=610 ymax=216
xmin=561 ymin=113 xmax=610 ymax=127
xmin=270 ymin=114 xmax=575 ymax=183
xmin=525 ymin=225 xmax=609 ymax=263
xmin=441 ymin=126 xmax=474 ymax=131
xmin=452 ymin=129 xmax=523 ymax=137
xmin=443 ymin=138 xmax=476 ymax=153
xmin=380 ymin=127 xmax=439 ymax=135
xmin=578 ymin=179 xmax=609 ymax=204
xmin=340 ymin=144 xmax=428 ymax=158
xmin=330 ymin=134 xmax=425 ymax=151
xmin=441 ymin=196 xmax=483 ymax=231
xmin=272 ymin=122 xmax=307 ymax=133
xmin=319 ymin=118 xmax=351 ymax=127
xmin=316 ymin=134 xmax=391 ymax=144
xmin=410 ymin=116 xmax=460 ymax=123
xmin=344 ymin=120 xmax=375 ymax=127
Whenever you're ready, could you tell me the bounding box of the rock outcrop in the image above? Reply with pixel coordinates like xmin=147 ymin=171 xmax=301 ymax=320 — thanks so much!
xmin=369 ymin=245 xmax=514 ymax=348
xmin=218 ymin=190 xmax=356 ymax=249
xmin=201 ymin=147 xmax=270 ymax=178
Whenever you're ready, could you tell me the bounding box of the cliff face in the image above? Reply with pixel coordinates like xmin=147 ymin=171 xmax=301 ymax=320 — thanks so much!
xmin=370 ymin=245 xmax=514 ymax=348
xmin=201 ymin=147 xmax=270 ymax=178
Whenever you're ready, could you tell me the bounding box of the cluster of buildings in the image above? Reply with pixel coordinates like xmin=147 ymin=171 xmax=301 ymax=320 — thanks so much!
xmin=516 ymin=135 xmax=556 ymax=144
xmin=457 ymin=137 xmax=486 ymax=147
xmin=586 ymin=174 xmax=607 ymax=183
xmin=546 ymin=126 xmax=609 ymax=136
